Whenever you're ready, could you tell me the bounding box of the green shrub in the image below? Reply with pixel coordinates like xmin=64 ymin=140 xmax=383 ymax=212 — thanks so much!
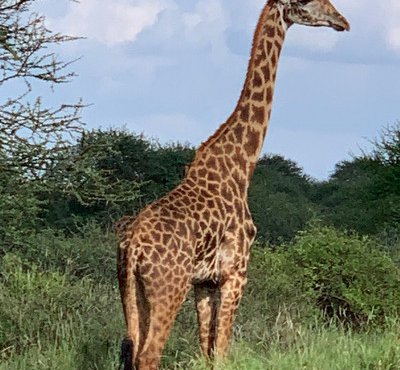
xmin=8 ymin=222 xmax=117 ymax=282
xmin=238 ymin=246 xmax=317 ymax=349
xmin=288 ymin=227 xmax=400 ymax=326
xmin=248 ymin=155 xmax=318 ymax=244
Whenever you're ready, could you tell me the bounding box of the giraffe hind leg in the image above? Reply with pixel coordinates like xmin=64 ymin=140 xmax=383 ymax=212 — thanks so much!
xmin=194 ymin=281 xmax=220 ymax=359
xmin=214 ymin=274 xmax=247 ymax=358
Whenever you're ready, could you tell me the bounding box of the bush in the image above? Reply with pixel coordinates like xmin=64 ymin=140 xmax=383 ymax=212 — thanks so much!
xmin=238 ymin=246 xmax=316 ymax=346
xmin=248 ymin=155 xmax=318 ymax=244
xmin=7 ymin=222 xmax=117 ymax=283
xmin=288 ymin=227 xmax=400 ymax=326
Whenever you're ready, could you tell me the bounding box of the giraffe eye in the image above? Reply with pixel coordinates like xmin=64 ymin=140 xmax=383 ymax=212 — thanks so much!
xmin=298 ymin=0 xmax=313 ymax=4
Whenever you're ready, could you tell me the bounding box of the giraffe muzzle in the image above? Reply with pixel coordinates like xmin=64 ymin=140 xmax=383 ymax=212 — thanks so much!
xmin=328 ymin=13 xmax=350 ymax=32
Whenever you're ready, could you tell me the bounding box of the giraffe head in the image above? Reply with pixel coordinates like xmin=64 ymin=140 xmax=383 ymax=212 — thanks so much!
xmin=278 ymin=0 xmax=350 ymax=31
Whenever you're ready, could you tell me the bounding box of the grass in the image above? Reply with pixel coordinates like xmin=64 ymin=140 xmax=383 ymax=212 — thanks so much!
xmin=2 ymin=284 xmax=400 ymax=370
xmin=2 ymin=226 xmax=400 ymax=369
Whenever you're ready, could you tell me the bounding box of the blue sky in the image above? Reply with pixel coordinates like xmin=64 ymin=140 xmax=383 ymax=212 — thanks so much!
xmin=34 ymin=0 xmax=400 ymax=179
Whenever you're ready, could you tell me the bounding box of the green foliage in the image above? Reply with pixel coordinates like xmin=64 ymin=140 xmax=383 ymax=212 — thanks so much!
xmin=315 ymin=157 xmax=392 ymax=234
xmin=0 ymin=173 xmax=42 ymax=249
xmin=42 ymin=129 xmax=144 ymax=229
xmin=317 ymin=123 xmax=400 ymax=235
xmin=239 ymin=246 xmax=316 ymax=345
xmin=2 ymin=245 xmax=400 ymax=369
xmin=249 ymin=155 xmax=318 ymax=243
xmin=0 ymin=0 xmax=83 ymax=180
xmin=8 ymin=223 xmax=117 ymax=282
xmin=77 ymin=129 xmax=194 ymax=207
xmin=288 ymin=227 xmax=400 ymax=326
xmin=42 ymin=129 xmax=195 ymax=229
xmin=0 ymin=253 xmax=122 ymax=366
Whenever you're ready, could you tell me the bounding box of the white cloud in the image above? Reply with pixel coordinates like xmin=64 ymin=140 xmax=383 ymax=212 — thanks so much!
xmin=335 ymin=0 xmax=400 ymax=55
xmin=387 ymin=26 xmax=400 ymax=52
xmin=53 ymin=0 xmax=169 ymax=46
xmin=181 ymin=0 xmax=230 ymax=58
xmin=286 ymin=27 xmax=340 ymax=52
xmin=386 ymin=0 xmax=400 ymax=53
xmin=129 ymin=113 xmax=209 ymax=145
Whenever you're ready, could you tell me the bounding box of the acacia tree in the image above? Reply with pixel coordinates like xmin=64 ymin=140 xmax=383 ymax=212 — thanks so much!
xmin=0 ymin=0 xmax=84 ymax=179
xmin=0 ymin=0 xmax=86 ymax=246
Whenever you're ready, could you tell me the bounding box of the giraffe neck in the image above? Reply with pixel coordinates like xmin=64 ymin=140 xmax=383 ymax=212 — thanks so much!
xmin=187 ymin=2 xmax=287 ymax=195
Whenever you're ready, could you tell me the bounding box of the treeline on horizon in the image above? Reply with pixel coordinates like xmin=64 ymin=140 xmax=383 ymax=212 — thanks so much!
xmin=3 ymin=123 xmax=399 ymax=247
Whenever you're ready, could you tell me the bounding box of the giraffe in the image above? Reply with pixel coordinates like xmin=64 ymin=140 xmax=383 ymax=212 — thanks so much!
xmin=117 ymin=1 xmax=349 ymax=369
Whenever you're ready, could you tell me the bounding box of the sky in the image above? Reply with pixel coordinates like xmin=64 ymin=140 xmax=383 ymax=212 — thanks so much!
xmin=33 ymin=0 xmax=400 ymax=179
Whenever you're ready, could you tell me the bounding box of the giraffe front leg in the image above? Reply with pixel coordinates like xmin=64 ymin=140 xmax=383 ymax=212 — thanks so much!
xmin=194 ymin=281 xmax=220 ymax=358
xmin=214 ymin=273 xmax=247 ymax=358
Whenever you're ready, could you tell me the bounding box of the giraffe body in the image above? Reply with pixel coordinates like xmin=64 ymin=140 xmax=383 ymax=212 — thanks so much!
xmin=117 ymin=1 xmax=349 ymax=369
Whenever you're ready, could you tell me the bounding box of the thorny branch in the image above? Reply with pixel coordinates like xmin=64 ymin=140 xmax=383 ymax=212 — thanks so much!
xmin=0 ymin=0 xmax=84 ymax=178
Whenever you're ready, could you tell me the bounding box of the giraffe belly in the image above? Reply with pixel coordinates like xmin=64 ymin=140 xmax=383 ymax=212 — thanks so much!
xmin=192 ymin=247 xmax=220 ymax=284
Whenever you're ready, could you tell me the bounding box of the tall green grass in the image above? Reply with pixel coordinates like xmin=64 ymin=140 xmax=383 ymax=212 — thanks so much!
xmin=2 ymin=226 xmax=400 ymax=369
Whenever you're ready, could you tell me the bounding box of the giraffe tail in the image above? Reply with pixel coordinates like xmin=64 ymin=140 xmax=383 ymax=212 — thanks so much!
xmin=119 ymin=337 xmax=135 ymax=370
xmin=117 ymin=242 xmax=139 ymax=370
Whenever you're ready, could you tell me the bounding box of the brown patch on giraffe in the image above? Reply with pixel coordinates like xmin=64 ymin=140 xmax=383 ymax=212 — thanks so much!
xmin=265 ymin=24 xmax=275 ymax=38
xmin=221 ymin=185 xmax=233 ymax=203
xmin=233 ymin=123 xmax=244 ymax=143
xmin=165 ymin=218 xmax=177 ymax=230
xmin=232 ymin=147 xmax=247 ymax=172
xmin=217 ymin=157 xmax=229 ymax=177
xmin=254 ymin=46 xmax=267 ymax=67
xmin=196 ymin=202 xmax=205 ymax=212
xmin=252 ymin=91 xmax=264 ymax=102
xmin=224 ymin=155 xmax=234 ymax=171
xmin=211 ymin=144 xmax=224 ymax=156
xmin=207 ymin=171 xmax=221 ymax=183
xmin=176 ymin=254 xmax=185 ymax=266
xmin=197 ymin=168 xmax=207 ymax=177
xmin=252 ymin=71 xmax=262 ymax=87
xmin=140 ymin=263 xmax=152 ymax=276
xmin=266 ymin=86 xmax=273 ymax=102
xmin=240 ymin=103 xmax=250 ymax=121
xmin=271 ymin=52 xmax=277 ymax=66
xmin=251 ymin=105 xmax=265 ymax=124
xmin=277 ymin=27 xmax=284 ymax=39
xmin=210 ymin=220 xmax=219 ymax=233
xmin=261 ymin=65 xmax=270 ymax=81
xmin=186 ymin=178 xmax=196 ymax=187
xmin=198 ymin=179 xmax=207 ymax=188
xmin=244 ymin=128 xmax=260 ymax=157
xmin=232 ymin=170 xmax=246 ymax=193
xmin=150 ymin=252 xmax=161 ymax=264
xmin=200 ymin=188 xmax=212 ymax=198
xmin=207 ymin=199 xmax=215 ymax=208
xmin=206 ymin=156 xmax=217 ymax=169
xmin=207 ymin=182 xmax=219 ymax=194
xmin=224 ymin=143 xmax=234 ymax=155
xmin=162 ymin=234 xmax=172 ymax=246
